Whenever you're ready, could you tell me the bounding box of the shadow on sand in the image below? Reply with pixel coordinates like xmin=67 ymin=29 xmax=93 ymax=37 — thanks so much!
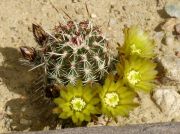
xmin=0 ymin=47 xmax=58 ymax=131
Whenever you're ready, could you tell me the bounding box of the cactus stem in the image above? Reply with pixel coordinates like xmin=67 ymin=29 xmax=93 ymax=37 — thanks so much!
xmin=22 ymin=20 xmax=115 ymax=87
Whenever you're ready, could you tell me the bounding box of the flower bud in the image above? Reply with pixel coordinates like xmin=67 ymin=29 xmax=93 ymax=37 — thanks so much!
xmin=20 ymin=46 xmax=36 ymax=61
xmin=32 ymin=24 xmax=48 ymax=46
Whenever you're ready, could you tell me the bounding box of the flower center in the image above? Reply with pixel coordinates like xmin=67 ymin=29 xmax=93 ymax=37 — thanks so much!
xmin=104 ymin=92 xmax=119 ymax=107
xmin=127 ymin=70 xmax=141 ymax=85
xmin=71 ymin=97 xmax=86 ymax=112
xmin=130 ymin=44 xmax=141 ymax=54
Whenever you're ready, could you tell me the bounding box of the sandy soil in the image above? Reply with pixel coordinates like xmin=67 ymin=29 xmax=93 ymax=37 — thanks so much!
xmin=0 ymin=0 xmax=178 ymax=133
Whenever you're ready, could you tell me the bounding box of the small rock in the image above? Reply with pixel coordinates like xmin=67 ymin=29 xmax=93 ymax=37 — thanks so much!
xmin=159 ymin=55 xmax=180 ymax=82
xmin=141 ymin=117 xmax=148 ymax=122
xmin=154 ymin=32 xmax=165 ymax=41
xmin=153 ymin=88 xmax=180 ymax=118
xmin=175 ymin=23 xmax=180 ymax=34
xmin=165 ymin=35 xmax=174 ymax=46
xmin=91 ymin=13 xmax=97 ymax=18
xmin=165 ymin=1 xmax=180 ymax=18
xmin=20 ymin=119 xmax=32 ymax=125
xmin=161 ymin=18 xmax=177 ymax=32
xmin=108 ymin=18 xmax=117 ymax=27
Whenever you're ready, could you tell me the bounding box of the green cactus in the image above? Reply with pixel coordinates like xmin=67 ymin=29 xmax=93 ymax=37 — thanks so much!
xmin=20 ymin=20 xmax=116 ymax=91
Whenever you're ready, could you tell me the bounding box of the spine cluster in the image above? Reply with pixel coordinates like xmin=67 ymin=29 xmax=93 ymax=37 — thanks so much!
xmin=45 ymin=21 xmax=114 ymax=85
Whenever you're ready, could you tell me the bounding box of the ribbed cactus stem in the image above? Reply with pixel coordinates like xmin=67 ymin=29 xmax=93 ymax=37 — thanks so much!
xmin=20 ymin=20 xmax=116 ymax=91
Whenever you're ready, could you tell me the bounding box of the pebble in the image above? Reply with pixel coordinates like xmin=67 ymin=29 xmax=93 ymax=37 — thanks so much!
xmin=165 ymin=35 xmax=174 ymax=46
xmin=141 ymin=117 xmax=148 ymax=122
xmin=161 ymin=18 xmax=177 ymax=32
xmin=91 ymin=13 xmax=97 ymax=18
xmin=108 ymin=18 xmax=117 ymax=27
xmin=153 ymin=88 xmax=180 ymax=118
xmin=165 ymin=1 xmax=180 ymax=18
xmin=159 ymin=55 xmax=180 ymax=82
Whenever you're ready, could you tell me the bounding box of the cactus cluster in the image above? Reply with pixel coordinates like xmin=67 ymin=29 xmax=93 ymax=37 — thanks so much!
xmin=46 ymin=21 xmax=115 ymax=85
xmin=20 ymin=22 xmax=157 ymax=126
xmin=51 ymin=26 xmax=157 ymax=125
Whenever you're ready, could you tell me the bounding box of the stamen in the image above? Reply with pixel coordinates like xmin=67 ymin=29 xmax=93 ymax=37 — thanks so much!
xmin=127 ymin=70 xmax=141 ymax=85
xmin=104 ymin=92 xmax=119 ymax=107
xmin=71 ymin=97 xmax=86 ymax=111
xmin=130 ymin=44 xmax=141 ymax=54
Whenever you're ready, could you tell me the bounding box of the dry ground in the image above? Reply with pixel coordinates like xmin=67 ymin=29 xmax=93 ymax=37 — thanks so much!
xmin=0 ymin=0 xmax=175 ymax=133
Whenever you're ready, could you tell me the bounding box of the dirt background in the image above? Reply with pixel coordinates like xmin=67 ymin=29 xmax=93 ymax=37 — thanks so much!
xmin=0 ymin=0 xmax=178 ymax=133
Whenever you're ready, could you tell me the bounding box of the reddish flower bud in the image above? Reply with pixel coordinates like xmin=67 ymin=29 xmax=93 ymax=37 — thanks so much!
xmin=32 ymin=24 xmax=48 ymax=46
xmin=20 ymin=46 xmax=36 ymax=61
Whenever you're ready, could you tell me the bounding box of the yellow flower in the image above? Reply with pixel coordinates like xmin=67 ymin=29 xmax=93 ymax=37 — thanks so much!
xmin=53 ymin=81 xmax=100 ymax=125
xmin=121 ymin=56 xmax=157 ymax=92
xmin=122 ymin=26 xmax=155 ymax=58
xmin=98 ymin=75 xmax=138 ymax=117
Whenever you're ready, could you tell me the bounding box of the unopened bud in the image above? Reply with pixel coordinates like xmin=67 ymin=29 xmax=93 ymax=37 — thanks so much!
xmin=20 ymin=46 xmax=36 ymax=61
xmin=32 ymin=24 xmax=48 ymax=46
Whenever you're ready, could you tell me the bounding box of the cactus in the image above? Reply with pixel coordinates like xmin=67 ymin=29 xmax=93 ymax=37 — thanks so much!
xmin=20 ymin=20 xmax=116 ymax=92
xmin=19 ymin=24 xmax=158 ymax=125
